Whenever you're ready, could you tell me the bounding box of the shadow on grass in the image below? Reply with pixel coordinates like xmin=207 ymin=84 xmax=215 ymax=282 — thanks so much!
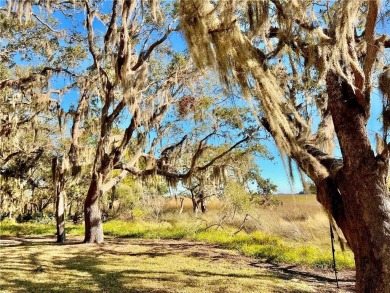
xmin=1 ymin=278 xmax=83 ymax=293
xmin=1 ymin=252 xmax=178 ymax=293
xmin=60 ymin=254 xmax=180 ymax=293
xmin=250 ymin=261 xmax=355 ymax=284
xmin=181 ymin=269 xmax=275 ymax=280
xmin=99 ymin=240 xmax=202 ymax=259
xmin=0 ymin=235 xmax=83 ymax=247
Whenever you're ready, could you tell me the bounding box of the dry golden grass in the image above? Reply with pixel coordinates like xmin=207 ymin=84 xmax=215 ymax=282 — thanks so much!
xmin=159 ymin=194 xmax=353 ymax=269
xmin=164 ymin=195 xmax=340 ymax=246
xmin=258 ymin=195 xmax=332 ymax=244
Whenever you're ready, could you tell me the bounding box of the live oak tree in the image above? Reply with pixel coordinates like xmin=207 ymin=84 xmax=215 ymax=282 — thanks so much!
xmin=78 ymin=0 xmax=232 ymax=243
xmin=1 ymin=0 xmax=260 ymax=245
xmin=179 ymin=0 xmax=390 ymax=291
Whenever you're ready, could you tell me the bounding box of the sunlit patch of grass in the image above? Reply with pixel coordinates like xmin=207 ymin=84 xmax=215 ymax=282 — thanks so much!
xmin=102 ymin=218 xmax=355 ymax=270
xmin=0 ymin=221 xmax=84 ymax=237
xmin=190 ymin=229 xmax=354 ymax=270
xmin=103 ymin=220 xmax=192 ymax=239
xmin=241 ymin=242 xmax=354 ymax=270
xmin=0 ymin=221 xmax=56 ymax=237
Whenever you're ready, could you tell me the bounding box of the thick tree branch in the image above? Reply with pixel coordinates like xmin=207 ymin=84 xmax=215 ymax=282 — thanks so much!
xmin=131 ymin=23 xmax=177 ymax=71
xmin=326 ymin=72 xmax=375 ymax=169
xmin=304 ymin=145 xmax=343 ymax=178
xmin=160 ymin=135 xmax=188 ymax=159
xmin=85 ymin=1 xmax=100 ymax=70
xmin=114 ymin=135 xmax=250 ymax=182
xmin=32 ymin=13 xmax=62 ymax=34
xmin=107 ymin=99 xmax=127 ymax=125
xmin=104 ymin=0 xmax=119 ymax=53
xmin=0 ymin=67 xmax=76 ymax=90
xmin=363 ymin=0 xmax=380 ymax=97
xmin=196 ymin=135 xmax=250 ymax=172
xmin=0 ymin=151 xmax=22 ymax=165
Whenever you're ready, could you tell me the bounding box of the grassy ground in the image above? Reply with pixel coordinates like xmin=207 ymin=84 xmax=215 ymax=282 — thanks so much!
xmin=0 ymin=194 xmax=356 ymax=292
xmin=0 ymin=195 xmax=354 ymax=270
xmin=0 ymin=236 xmax=354 ymax=293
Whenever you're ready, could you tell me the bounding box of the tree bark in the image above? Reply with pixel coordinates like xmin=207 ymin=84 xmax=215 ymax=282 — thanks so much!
xmin=84 ymin=173 xmax=104 ymax=243
xmin=191 ymin=194 xmax=198 ymax=214
xmin=55 ymin=188 xmax=66 ymax=243
xmin=179 ymin=197 xmax=184 ymax=214
xmin=53 ymin=157 xmax=66 ymax=243
xmin=292 ymin=74 xmax=390 ymax=292
xmin=322 ymin=74 xmax=390 ymax=292
xmin=198 ymin=192 xmax=206 ymax=213
xmin=351 ymin=185 xmax=390 ymax=292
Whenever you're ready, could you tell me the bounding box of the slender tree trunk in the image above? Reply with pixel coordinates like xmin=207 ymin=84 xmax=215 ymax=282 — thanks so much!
xmin=68 ymin=202 xmax=72 ymax=218
xmin=53 ymin=157 xmax=66 ymax=243
xmin=109 ymin=186 xmax=116 ymax=210
xmin=198 ymin=193 xmax=206 ymax=213
xmin=84 ymin=173 xmax=104 ymax=243
xmin=55 ymin=188 xmax=66 ymax=243
xmin=191 ymin=194 xmax=198 ymax=214
xmin=8 ymin=199 xmax=13 ymax=219
xmin=179 ymin=197 xmax=184 ymax=214
xmin=231 ymin=206 xmax=237 ymax=222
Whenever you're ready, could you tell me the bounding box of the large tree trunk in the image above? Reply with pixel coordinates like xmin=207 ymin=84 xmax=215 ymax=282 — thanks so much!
xmin=294 ymin=74 xmax=390 ymax=292
xmin=84 ymin=173 xmax=104 ymax=243
xmin=323 ymin=74 xmax=390 ymax=292
xmin=339 ymin=171 xmax=390 ymax=292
